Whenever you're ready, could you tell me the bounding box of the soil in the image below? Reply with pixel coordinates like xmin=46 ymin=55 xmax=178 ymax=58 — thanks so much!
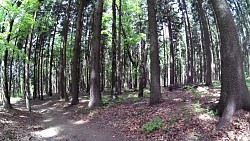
xmin=1 ymin=86 xmax=250 ymax=141
xmin=0 ymin=95 xmax=133 ymax=141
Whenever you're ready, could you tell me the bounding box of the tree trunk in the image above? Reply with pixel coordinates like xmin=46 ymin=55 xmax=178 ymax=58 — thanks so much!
xmin=71 ymin=0 xmax=86 ymax=105
xmin=198 ymin=0 xmax=212 ymax=86
xmin=2 ymin=19 xmax=14 ymax=109
xmin=88 ymin=0 xmax=103 ymax=108
xmin=147 ymin=0 xmax=162 ymax=105
xmin=211 ymin=0 xmax=250 ymax=128
xmin=139 ymin=39 xmax=146 ymax=97
xmin=117 ymin=0 xmax=122 ymax=95
xmin=167 ymin=14 xmax=175 ymax=85
xmin=48 ymin=18 xmax=58 ymax=97
xmin=111 ymin=0 xmax=118 ymax=99
xmin=59 ymin=0 xmax=71 ymax=101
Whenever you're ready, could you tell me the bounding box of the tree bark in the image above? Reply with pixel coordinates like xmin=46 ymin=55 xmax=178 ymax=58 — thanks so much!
xmin=147 ymin=0 xmax=162 ymax=105
xmin=48 ymin=18 xmax=58 ymax=97
xmin=59 ymin=0 xmax=71 ymax=102
xmin=111 ymin=0 xmax=118 ymax=99
xmin=88 ymin=0 xmax=103 ymax=108
xmin=71 ymin=0 xmax=86 ymax=105
xmin=117 ymin=0 xmax=122 ymax=95
xmin=211 ymin=0 xmax=250 ymax=128
xmin=198 ymin=0 xmax=212 ymax=86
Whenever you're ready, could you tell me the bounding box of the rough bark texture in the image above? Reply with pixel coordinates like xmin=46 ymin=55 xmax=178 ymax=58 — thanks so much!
xmin=167 ymin=13 xmax=174 ymax=85
xmin=117 ymin=0 xmax=122 ymax=95
xmin=88 ymin=0 xmax=103 ymax=108
xmin=198 ymin=0 xmax=212 ymax=86
xmin=59 ymin=0 xmax=71 ymax=102
xmin=147 ymin=0 xmax=162 ymax=105
xmin=48 ymin=18 xmax=58 ymax=97
xmin=211 ymin=0 xmax=250 ymax=128
xmin=139 ymin=39 xmax=146 ymax=98
xmin=111 ymin=0 xmax=118 ymax=99
xmin=2 ymin=19 xmax=14 ymax=109
xmin=71 ymin=0 xmax=86 ymax=105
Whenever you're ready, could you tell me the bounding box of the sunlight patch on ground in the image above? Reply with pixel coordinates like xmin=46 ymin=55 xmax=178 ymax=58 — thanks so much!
xmin=41 ymin=101 xmax=53 ymax=106
xmin=63 ymin=111 xmax=70 ymax=115
xmin=173 ymin=98 xmax=183 ymax=102
xmin=32 ymin=126 xmax=61 ymax=138
xmin=198 ymin=114 xmax=213 ymax=121
xmin=10 ymin=97 xmax=23 ymax=104
xmin=43 ymin=118 xmax=53 ymax=123
xmin=197 ymin=86 xmax=209 ymax=94
xmin=72 ymin=119 xmax=89 ymax=125
xmin=19 ymin=115 xmax=28 ymax=118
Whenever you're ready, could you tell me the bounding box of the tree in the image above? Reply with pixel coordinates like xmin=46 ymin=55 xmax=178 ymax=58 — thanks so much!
xmin=59 ymin=0 xmax=72 ymax=102
xmin=88 ymin=0 xmax=103 ymax=108
xmin=111 ymin=0 xmax=118 ymax=99
xmin=147 ymin=0 xmax=162 ymax=105
xmin=211 ymin=0 xmax=250 ymax=128
xmin=197 ymin=0 xmax=212 ymax=86
xmin=71 ymin=0 xmax=86 ymax=105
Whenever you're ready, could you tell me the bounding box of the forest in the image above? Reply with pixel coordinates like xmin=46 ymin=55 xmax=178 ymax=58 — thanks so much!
xmin=0 ymin=0 xmax=250 ymax=140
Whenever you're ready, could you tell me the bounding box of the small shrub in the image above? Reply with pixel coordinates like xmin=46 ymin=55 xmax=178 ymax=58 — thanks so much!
xmin=212 ymin=81 xmax=221 ymax=86
xmin=141 ymin=117 xmax=163 ymax=133
xmin=101 ymin=96 xmax=115 ymax=108
xmin=192 ymin=89 xmax=201 ymax=98
xmin=182 ymin=85 xmax=193 ymax=90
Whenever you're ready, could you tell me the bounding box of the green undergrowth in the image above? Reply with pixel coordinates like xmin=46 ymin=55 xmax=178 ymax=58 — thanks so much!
xmin=192 ymin=101 xmax=217 ymax=116
xmin=141 ymin=117 xmax=164 ymax=133
xmin=246 ymin=77 xmax=250 ymax=88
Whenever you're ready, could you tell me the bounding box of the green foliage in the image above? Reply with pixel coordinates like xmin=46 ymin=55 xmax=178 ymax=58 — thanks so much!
xmin=212 ymin=81 xmax=221 ymax=86
xmin=101 ymin=95 xmax=127 ymax=108
xmin=192 ymin=101 xmax=217 ymax=116
xmin=101 ymin=95 xmax=115 ymax=108
xmin=182 ymin=85 xmax=193 ymax=90
xmin=246 ymin=77 xmax=250 ymax=88
xmin=141 ymin=117 xmax=163 ymax=133
xmin=191 ymin=89 xmax=201 ymax=98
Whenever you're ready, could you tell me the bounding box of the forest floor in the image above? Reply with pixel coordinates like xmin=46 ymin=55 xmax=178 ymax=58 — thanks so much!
xmin=1 ymin=85 xmax=250 ymax=141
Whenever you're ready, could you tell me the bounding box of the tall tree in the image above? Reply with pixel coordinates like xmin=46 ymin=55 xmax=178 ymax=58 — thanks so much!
xmin=211 ymin=0 xmax=250 ymax=128
xmin=117 ymin=0 xmax=122 ymax=95
xmin=147 ymin=0 xmax=162 ymax=105
xmin=111 ymin=0 xmax=118 ymax=99
xmin=59 ymin=0 xmax=72 ymax=102
xmin=48 ymin=17 xmax=58 ymax=97
xmin=198 ymin=0 xmax=212 ymax=86
xmin=71 ymin=0 xmax=86 ymax=105
xmin=88 ymin=0 xmax=103 ymax=108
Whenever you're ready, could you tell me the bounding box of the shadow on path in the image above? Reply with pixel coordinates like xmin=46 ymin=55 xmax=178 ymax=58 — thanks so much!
xmin=14 ymin=95 xmax=133 ymax=141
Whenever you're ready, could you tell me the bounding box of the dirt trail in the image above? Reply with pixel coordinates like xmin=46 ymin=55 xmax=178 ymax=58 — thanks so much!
xmin=17 ymin=96 xmax=132 ymax=141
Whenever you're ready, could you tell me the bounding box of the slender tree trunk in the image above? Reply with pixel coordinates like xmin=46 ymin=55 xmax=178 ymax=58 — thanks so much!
xmin=147 ymin=0 xmax=162 ymax=105
xmin=198 ymin=0 xmax=212 ymax=86
xmin=59 ymin=0 xmax=72 ymax=101
xmin=88 ymin=0 xmax=103 ymax=108
xmin=71 ymin=0 xmax=86 ymax=105
xmin=167 ymin=14 xmax=175 ymax=85
xmin=117 ymin=0 xmax=122 ymax=95
xmin=139 ymin=39 xmax=146 ymax=97
xmin=111 ymin=0 xmax=118 ymax=99
xmin=48 ymin=18 xmax=57 ymax=97
xmin=2 ymin=19 xmax=15 ymax=109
